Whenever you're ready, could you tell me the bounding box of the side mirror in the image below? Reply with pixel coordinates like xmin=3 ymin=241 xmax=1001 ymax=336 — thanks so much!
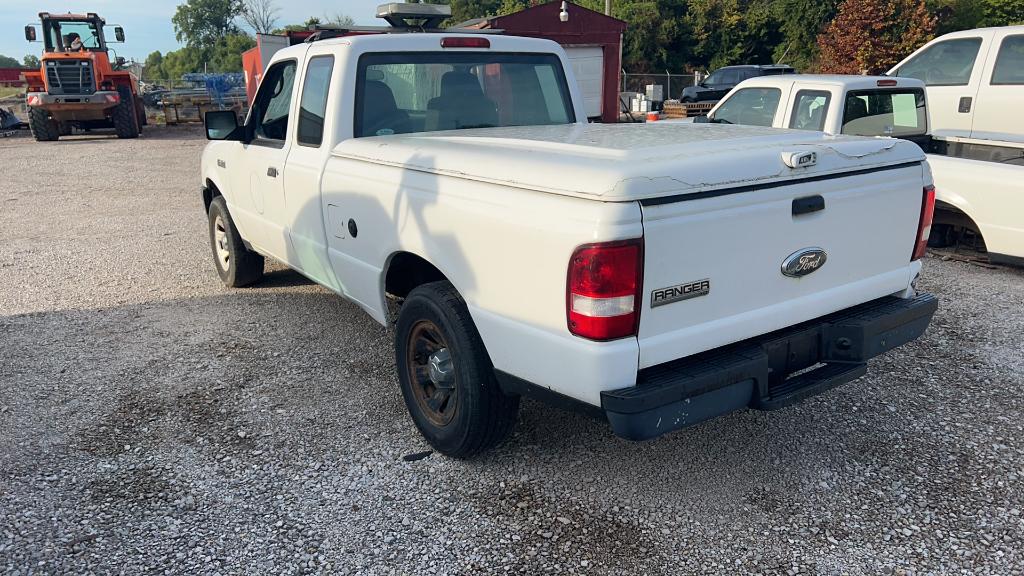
xmin=115 ymin=27 xmax=125 ymax=42
xmin=25 ymin=26 xmax=37 ymax=42
xmin=205 ymin=110 xmax=242 ymax=141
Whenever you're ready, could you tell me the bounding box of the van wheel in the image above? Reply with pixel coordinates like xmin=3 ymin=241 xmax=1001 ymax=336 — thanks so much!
xmin=112 ymin=86 xmax=140 ymax=139
xmin=29 ymin=108 xmax=60 ymax=141
xmin=395 ymin=281 xmax=519 ymax=458
xmin=207 ymin=196 xmax=264 ymax=287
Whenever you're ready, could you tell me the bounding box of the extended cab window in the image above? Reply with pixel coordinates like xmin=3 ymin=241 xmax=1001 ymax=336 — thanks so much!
xmin=251 ymin=60 xmax=297 ymax=143
xmin=841 ymin=89 xmax=927 ymax=137
xmin=355 ymin=52 xmax=575 ymax=137
xmin=789 ymin=90 xmax=831 ymax=131
xmin=896 ymin=38 xmax=982 ymax=86
xmin=298 ymin=56 xmax=334 ymax=147
xmin=710 ymin=87 xmax=781 ymax=126
xmin=991 ymin=35 xmax=1024 ymax=85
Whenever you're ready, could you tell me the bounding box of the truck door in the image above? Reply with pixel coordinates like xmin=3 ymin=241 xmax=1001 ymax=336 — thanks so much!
xmin=971 ymin=32 xmax=1024 ymax=142
xmin=235 ymin=59 xmax=297 ymax=262
xmin=890 ymin=32 xmax=993 ymax=138
xmin=281 ymin=53 xmax=342 ymax=291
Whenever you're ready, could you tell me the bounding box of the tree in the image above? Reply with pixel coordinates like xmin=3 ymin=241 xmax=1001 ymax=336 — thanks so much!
xmin=172 ymin=0 xmax=244 ymax=49
xmin=241 ymin=0 xmax=280 ymax=34
xmin=208 ymin=34 xmax=256 ymax=71
xmin=982 ymin=0 xmax=1024 ymax=26
xmin=23 ymin=55 xmax=41 ymax=69
xmin=817 ymin=0 xmax=936 ymax=74
xmin=771 ymin=0 xmax=840 ymax=69
xmin=324 ymin=12 xmax=355 ymax=27
xmin=0 ymin=54 xmax=20 ymax=68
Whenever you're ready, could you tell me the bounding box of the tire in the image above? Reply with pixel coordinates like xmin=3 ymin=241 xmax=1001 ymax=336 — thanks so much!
xmin=58 ymin=122 xmax=73 ymax=136
xmin=135 ymin=96 xmax=147 ymax=130
xmin=395 ymin=281 xmax=519 ymax=458
xmin=207 ymin=196 xmax=264 ymax=287
xmin=29 ymin=108 xmax=60 ymax=141
xmin=112 ymin=86 xmax=140 ymax=139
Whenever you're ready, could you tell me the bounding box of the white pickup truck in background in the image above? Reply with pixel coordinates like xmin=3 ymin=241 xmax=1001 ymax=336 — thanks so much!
xmin=889 ymin=26 xmax=1024 ymax=265
xmin=199 ymin=17 xmax=938 ymax=456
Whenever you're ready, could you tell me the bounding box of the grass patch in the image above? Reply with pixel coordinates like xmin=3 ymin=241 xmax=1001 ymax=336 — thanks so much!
xmin=0 ymin=86 xmax=25 ymax=99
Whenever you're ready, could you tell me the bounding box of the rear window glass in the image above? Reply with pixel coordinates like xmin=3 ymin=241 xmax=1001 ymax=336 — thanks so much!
xmin=354 ymin=52 xmax=575 ymax=138
xmin=896 ymin=38 xmax=982 ymax=86
xmin=841 ymin=89 xmax=927 ymax=137
xmin=710 ymin=87 xmax=781 ymax=127
xmin=991 ymin=35 xmax=1024 ymax=85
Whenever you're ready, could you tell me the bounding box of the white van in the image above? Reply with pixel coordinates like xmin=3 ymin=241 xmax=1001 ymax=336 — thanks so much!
xmin=889 ymin=27 xmax=1024 ymax=266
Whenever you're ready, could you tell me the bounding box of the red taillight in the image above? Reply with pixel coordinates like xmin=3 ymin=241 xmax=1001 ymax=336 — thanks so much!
xmin=877 ymin=79 xmax=898 ymax=87
xmin=440 ymin=37 xmax=491 ymax=49
xmin=567 ymin=239 xmax=643 ymax=341
xmin=912 ymin=185 xmax=936 ymax=261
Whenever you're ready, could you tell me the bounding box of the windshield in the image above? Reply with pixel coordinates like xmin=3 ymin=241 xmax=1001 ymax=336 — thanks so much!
xmin=355 ymin=52 xmax=575 ymax=137
xmin=43 ymin=19 xmax=105 ymax=52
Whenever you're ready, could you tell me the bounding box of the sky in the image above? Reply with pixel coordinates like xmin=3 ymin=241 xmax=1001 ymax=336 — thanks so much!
xmin=0 ymin=0 xmax=384 ymax=63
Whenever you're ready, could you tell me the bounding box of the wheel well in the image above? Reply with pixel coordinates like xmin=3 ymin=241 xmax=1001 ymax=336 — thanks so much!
xmin=385 ymin=252 xmax=447 ymax=300
xmin=934 ymin=200 xmax=981 ymax=235
xmin=203 ymin=179 xmax=222 ymax=212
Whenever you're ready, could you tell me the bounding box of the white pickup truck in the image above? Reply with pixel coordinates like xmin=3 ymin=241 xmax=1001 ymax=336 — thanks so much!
xmin=888 ymin=26 xmax=1024 ymax=265
xmin=199 ymin=29 xmax=938 ymax=456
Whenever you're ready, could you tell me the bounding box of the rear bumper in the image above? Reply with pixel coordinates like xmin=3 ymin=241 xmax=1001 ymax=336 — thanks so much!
xmin=602 ymin=293 xmax=938 ymax=440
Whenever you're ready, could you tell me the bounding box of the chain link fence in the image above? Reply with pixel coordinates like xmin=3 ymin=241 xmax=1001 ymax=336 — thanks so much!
xmin=621 ymin=72 xmax=701 ymax=102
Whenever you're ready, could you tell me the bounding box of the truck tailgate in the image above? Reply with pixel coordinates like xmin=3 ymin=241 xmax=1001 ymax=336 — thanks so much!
xmin=637 ymin=162 xmax=925 ymax=369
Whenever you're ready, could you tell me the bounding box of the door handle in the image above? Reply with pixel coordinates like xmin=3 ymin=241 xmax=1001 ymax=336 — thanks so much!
xmin=958 ymin=97 xmax=972 ymax=113
xmin=267 ymin=167 xmax=278 ymax=178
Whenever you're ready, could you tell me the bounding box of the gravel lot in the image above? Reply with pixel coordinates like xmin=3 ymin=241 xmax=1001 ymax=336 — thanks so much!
xmin=1 ymin=127 xmax=1023 ymax=575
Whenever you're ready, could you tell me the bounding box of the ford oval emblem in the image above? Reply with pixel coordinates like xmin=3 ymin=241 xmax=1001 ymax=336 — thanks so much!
xmin=782 ymin=248 xmax=827 ymax=277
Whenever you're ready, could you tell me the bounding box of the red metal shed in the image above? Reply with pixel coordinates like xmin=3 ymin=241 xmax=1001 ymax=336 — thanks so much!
xmin=0 ymin=68 xmax=27 ymax=87
xmin=472 ymin=2 xmax=626 ymax=123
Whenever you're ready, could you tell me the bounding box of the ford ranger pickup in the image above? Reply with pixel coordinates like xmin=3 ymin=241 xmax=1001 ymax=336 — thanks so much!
xmin=199 ymin=29 xmax=938 ymax=457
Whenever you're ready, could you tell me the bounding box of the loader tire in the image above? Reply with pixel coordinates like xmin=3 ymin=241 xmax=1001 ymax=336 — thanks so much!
xmin=29 ymin=108 xmax=60 ymax=142
xmin=112 ymin=86 xmax=140 ymax=139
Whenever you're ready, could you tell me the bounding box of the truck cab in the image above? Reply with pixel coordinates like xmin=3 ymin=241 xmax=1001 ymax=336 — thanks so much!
xmin=23 ymin=12 xmax=144 ymax=141
xmin=688 ymin=75 xmax=930 ymax=149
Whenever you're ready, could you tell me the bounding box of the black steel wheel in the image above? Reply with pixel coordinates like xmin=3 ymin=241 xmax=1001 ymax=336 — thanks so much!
xmin=395 ymin=281 xmax=519 ymax=458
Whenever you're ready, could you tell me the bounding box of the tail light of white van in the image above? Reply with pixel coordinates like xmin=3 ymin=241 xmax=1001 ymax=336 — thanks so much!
xmin=912 ymin=185 xmax=936 ymax=261
xmin=567 ymin=239 xmax=643 ymax=341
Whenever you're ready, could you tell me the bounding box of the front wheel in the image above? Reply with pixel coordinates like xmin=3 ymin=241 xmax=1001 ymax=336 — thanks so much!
xmin=207 ymin=196 xmax=264 ymax=287
xmin=29 ymin=108 xmax=60 ymax=141
xmin=395 ymin=281 xmax=519 ymax=458
xmin=112 ymin=86 xmax=139 ymax=139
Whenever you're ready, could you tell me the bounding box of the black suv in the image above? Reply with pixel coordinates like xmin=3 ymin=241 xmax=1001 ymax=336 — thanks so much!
xmin=681 ymin=64 xmax=796 ymax=102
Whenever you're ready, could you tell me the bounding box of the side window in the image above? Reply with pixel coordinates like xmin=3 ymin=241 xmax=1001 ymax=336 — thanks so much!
xmin=251 ymin=60 xmax=297 ymax=142
xmin=297 ymin=56 xmax=335 ymax=147
xmin=991 ymin=35 xmax=1024 ymax=85
xmin=717 ymin=69 xmax=740 ymax=85
xmin=789 ymin=90 xmax=831 ymax=131
xmin=712 ymin=87 xmax=782 ymax=127
xmin=896 ymin=38 xmax=982 ymax=86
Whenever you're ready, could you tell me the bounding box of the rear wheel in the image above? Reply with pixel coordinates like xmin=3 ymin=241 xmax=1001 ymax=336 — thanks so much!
xmin=207 ymin=196 xmax=264 ymax=287
xmin=395 ymin=281 xmax=519 ymax=458
xmin=112 ymin=86 xmax=140 ymax=139
xmin=29 ymin=108 xmax=60 ymax=141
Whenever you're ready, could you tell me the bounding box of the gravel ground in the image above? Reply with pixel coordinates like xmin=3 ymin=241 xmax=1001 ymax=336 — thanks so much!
xmin=1 ymin=127 xmax=1023 ymax=576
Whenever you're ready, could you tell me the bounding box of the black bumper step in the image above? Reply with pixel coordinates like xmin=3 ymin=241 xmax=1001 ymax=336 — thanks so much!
xmin=602 ymin=293 xmax=938 ymax=440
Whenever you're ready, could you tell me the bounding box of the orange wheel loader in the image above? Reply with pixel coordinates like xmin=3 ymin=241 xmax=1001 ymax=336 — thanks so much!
xmin=23 ymin=12 xmax=146 ymax=141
